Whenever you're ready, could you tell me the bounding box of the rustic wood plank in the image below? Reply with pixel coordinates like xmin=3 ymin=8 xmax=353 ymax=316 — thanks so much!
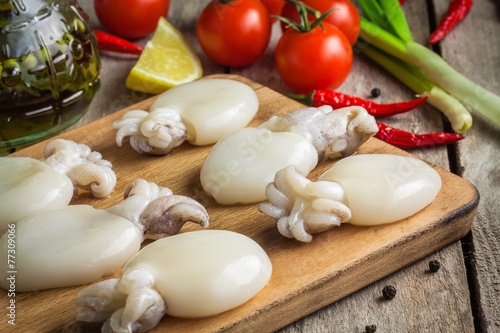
xmin=233 ymin=0 xmax=476 ymax=332
xmin=0 ymin=75 xmax=477 ymax=333
xmin=80 ymin=1 xmax=478 ymax=332
xmin=2 ymin=0 xmax=488 ymax=332
xmin=433 ymin=0 xmax=500 ymax=331
xmin=279 ymin=245 xmax=475 ymax=333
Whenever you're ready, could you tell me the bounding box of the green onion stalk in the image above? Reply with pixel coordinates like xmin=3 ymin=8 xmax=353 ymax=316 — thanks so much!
xmin=355 ymin=0 xmax=500 ymax=133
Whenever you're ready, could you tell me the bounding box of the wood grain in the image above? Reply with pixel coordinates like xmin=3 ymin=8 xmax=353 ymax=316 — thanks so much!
xmin=0 ymin=75 xmax=478 ymax=333
xmin=434 ymin=0 xmax=500 ymax=331
xmin=3 ymin=0 xmax=495 ymax=331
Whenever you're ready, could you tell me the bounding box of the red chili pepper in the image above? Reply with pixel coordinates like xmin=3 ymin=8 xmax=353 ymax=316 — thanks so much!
xmin=375 ymin=122 xmax=464 ymax=148
xmin=93 ymin=29 xmax=144 ymax=55
xmin=289 ymin=90 xmax=429 ymax=117
xmin=429 ymin=0 xmax=473 ymax=44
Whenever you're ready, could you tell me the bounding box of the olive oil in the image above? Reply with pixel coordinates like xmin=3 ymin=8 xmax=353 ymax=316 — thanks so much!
xmin=0 ymin=0 xmax=100 ymax=155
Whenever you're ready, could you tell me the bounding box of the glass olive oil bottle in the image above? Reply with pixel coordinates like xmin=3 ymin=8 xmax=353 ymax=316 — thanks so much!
xmin=0 ymin=0 xmax=100 ymax=155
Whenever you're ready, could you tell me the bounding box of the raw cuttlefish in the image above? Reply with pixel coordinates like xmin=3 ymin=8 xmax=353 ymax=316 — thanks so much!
xmin=0 ymin=139 xmax=116 ymax=234
xmin=0 ymin=179 xmax=209 ymax=291
xmin=259 ymin=154 xmax=442 ymax=242
xmin=201 ymin=105 xmax=378 ymax=205
xmin=76 ymin=230 xmax=272 ymax=333
xmin=113 ymin=78 xmax=259 ymax=155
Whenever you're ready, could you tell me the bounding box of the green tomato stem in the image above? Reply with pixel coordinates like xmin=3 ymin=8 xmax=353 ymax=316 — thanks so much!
xmin=278 ymin=0 xmax=333 ymax=32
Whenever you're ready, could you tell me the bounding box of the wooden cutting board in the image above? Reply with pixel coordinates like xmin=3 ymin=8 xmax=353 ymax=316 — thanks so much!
xmin=2 ymin=74 xmax=478 ymax=333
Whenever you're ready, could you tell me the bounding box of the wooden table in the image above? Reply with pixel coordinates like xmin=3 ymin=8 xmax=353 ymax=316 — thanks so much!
xmin=16 ymin=0 xmax=500 ymax=332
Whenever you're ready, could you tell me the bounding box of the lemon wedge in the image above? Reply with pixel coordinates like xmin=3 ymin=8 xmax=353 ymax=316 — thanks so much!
xmin=126 ymin=17 xmax=203 ymax=94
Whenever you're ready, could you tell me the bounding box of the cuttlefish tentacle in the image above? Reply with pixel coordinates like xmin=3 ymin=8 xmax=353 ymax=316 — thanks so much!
xmin=43 ymin=138 xmax=89 ymax=162
xmin=76 ymin=279 xmax=126 ymax=323
xmin=140 ymin=196 xmax=210 ymax=239
xmin=260 ymin=105 xmax=378 ymax=161
xmin=66 ymin=163 xmax=117 ymax=198
xmin=77 ymin=268 xmax=166 ymax=333
xmin=259 ymin=165 xmax=351 ymax=242
xmin=123 ymin=179 xmax=173 ymax=201
xmin=104 ymin=288 xmax=165 ymax=333
xmin=114 ymin=108 xmax=187 ymax=155
xmin=105 ymin=179 xmax=209 ymax=238
xmin=115 ymin=110 xmax=148 ymax=147
xmin=43 ymin=138 xmax=117 ymax=198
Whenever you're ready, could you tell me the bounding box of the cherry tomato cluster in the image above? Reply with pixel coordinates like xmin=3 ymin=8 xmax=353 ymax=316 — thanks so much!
xmin=196 ymin=0 xmax=360 ymax=94
xmin=93 ymin=0 xmax=359 ymax=94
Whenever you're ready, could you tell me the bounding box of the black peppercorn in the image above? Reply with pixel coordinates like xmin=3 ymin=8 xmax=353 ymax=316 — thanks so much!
xmin=370 ymin=88 xmax=381 ymax=98
xmin=429 ymin=260 xmax=441 ymax=272
xmin=382 ymin=285 xmax=397 ymax=300
xmin=365 ymin=324 xmax=377 ymax=333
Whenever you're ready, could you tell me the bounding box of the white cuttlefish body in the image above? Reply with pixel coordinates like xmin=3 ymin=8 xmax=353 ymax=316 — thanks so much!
xmin=76 ymin=230 xmax=272 ymax=333
xmin=0 ymin=179 xmax=209 ymax=292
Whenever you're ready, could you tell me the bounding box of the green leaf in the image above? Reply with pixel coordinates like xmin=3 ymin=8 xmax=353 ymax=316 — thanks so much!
xmin=378 ymin=0 xmax=413 ymax=42
xmin=357 ymin=0 xmax=390 ymax=32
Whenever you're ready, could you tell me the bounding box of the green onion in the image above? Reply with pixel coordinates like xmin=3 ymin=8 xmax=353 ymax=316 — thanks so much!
xmin=359 ymin=45 xmax=472 ymax=133
xmin=359 ymin=18 xmax=409 ymax=63
xmin=407 ymin=41 xmax=500 ymax=127
xmin=427 ymin=86 xmax=473 ymax=134
xmin=356 ymin=0 xmax=500 ymax=131
xmin=378 ymin=0 xmax=413 ymax=42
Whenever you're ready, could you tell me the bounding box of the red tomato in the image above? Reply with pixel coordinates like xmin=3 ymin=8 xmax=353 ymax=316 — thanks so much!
xmin=196 ymin=0 xmax=272 ymax=67
xmin=260 ymin=0 xmax=285 ymax=17
xmin=94 ymin=0 xmax=170 ymax=39
xmin=275 ymin=23 xmax=352 ymax=93
xmin=280 ymin=0 xmax=360 ymax=45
